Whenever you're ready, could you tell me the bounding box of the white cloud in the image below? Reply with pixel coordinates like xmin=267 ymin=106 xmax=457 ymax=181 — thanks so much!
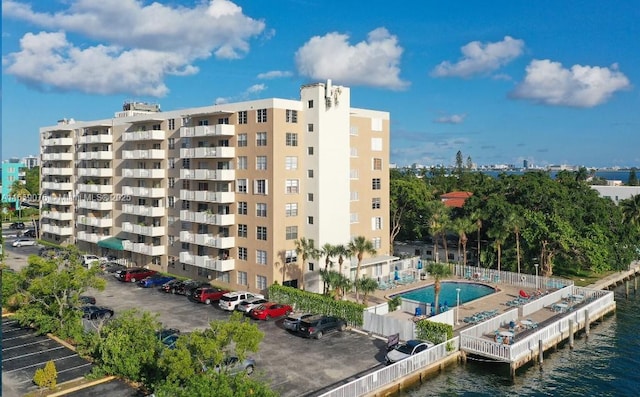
xmin=434 ymin=113 xmax=466 ymax=124
xmin=431 ymin=36 xmax=524 ymax=78
xmin=257 ymin=70 xmax=293 ymax=79
xmin=511 ymin=59 xmax=631 ymax=107
xmin=214 ymin=84 xmax=268 ymax=104
xmin=295 ymin=27 xmax=408 ymax=90
xmin=2 ymin=0 xmax=266 ymax=96
xmin=246 ymin=84 xmax=266 ymax=93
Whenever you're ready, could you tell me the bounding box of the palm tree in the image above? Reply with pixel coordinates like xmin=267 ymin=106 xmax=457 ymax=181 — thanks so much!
xmin=472 ymin=211 xmax=483 ymax=266
xmin=294 ymin=238 xmax=320 ymax=291
xmin=452 ymin=217 xmax=474 ymax=267
xmin=9 ymin=181 xmax=30 ymax=220
xmin=333 ymin=244 xmax=351 ymax=276
xmin=487 ymin=222 xmax=509 ymax=274
xmin=506 ymin=212 xmax=525 ymax=274
xmin=621 ymin=195 xmax=640 ymax=227
xmin=355 ymin=277 xmax=379 ymax=305
xmin=320 ymin=243 xmax=337 ymax=294
xmin=347 ymin=236 xmax=377 ymax=302
xmin=426 ymin=262 xmax=451 ymax=314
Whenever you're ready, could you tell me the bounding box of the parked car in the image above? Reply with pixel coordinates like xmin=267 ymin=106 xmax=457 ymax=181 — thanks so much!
xmin=297 ymin=315 xmax=347 ymax=339
xmin=114 ymin=267 xmax=157 ymax=283
xmin=138 ymin=274 xmax=176 ymax=288
xmin=189 ymin=287 xmax=229 ymax=304
xmin=101 ymin=262 xmax=127 ymax=273
xmin=159 ymin=279 xmax=184 ymax=293
xmin=100 ymin=255 xmax=117 ymax=263
xmin=205 ymin=357 xmax=256 ymax=376
xmin=12 ymin=238 xmax=36 ymax=247
xmin=79 ymin=295 xmax=96 ymax=305
xmin=219 ymin=291 xmax=264 ymax=311
xmin=173 ymin=280 xmax=210 ymax=296
xmin=81 ymin=255 xmax=101 ymax=268
xmin=81 ymin=305 xmax=114 ymax=320
xmin=283 ymin=312 xmax=314 ymax=332
xmin=157 ymin=328 xmax=181 ymax=349
xmin=385 ymin=339 xmax=435 ymax=364
xmin=9 ymin=222 xmax=25 ymax=230
xmin=235 ymin=297 xmax=268 ymax=314
xmin=23 ymin=229 xmax=37 ymax=238
xmin=249 ymin=302 xmax=293 ymax=321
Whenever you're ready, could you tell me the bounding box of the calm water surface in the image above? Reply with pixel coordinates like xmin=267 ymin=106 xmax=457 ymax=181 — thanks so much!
xmin=400 ymin=284 xmax=640 ymax=396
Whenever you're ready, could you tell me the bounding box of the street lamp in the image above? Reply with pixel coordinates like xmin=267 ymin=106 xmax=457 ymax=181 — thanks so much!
xmin=534 ymin=263 xmax=539 ymax=289
xmin=456 ymin=288 xmax=461 ymax=325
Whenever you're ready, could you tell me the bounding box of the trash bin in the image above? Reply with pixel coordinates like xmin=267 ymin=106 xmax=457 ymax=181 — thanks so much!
xmin=414 ymin=307 xmax=422 ymax=317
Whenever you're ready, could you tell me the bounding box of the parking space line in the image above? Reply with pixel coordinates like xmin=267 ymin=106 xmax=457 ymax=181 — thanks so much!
xmin=3 ymin=353 xmax=79 ymax=373
xmin=3 ymin=334 xmax=39 ymax=342
xmin=16 ymin=362 xmax=93 ymax=384
xmin=3 ymin=340 xmax=56 ymax=351
xmin=2 ymin=327 xmax=27 ymax=333
xmin=2 ymin=346 xmax=66 ymax=362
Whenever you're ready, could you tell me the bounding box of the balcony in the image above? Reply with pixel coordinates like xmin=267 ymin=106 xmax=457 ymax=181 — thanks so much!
xmin=180 ymin=147 xmax=235 ymax=159
xmin=122 ymin=168 xmax=166 ymax=179
xmin=76 ymin=199 xmax=113 ymax=211
xmin=180 ymin=169 xmax=235 ymax=181
xmin=78 ymin=168 xmax=113 ymax=177
xmin=77 ymin=231 xmax=106 ymax=244
xmin=179 ymin=231 xmax=235 ymax=249
xmin=122 ymin=222 xmax=164 ymax=237
xmin=179 ymin=190 xmax=234 ymax=203
xmin=41 ymin=167 xmax=74 ymax=176
xmin=45 ymin=196 xmax=74 ymax=206
xmin=122 ymin=241 xmax=166 ymax=256
xmin=179 ymin=210 xmax=235 ymax=226
xmin=77 ymin=183 xmax=113 ymax=194
xmin=122 ymin=149 xmax=165 ymax=160
xmin=121 ymin=204 xmax=165 ymax=217
xmin=180 ymin=124 xmax=235 ymax=138
xmin=77 ymin=134 xmax=113 ymax=144
xmin=77 ymin=151 xmax=113 ymax=160
xmin=122 ymin=186 xmax=164 ymax=198
xmin=41 ymin=224 xmax=73 ymax=236
xmin=179 ymin=252 xmax=234 ymax=271
xmin=42 ymin=152 xmax=73 ymax=161
xmin=42 ymin=137 xmax=73 ymax=147
xmin=42 ymin=181 xmax=73 ymax=191
xmin=41 ymin=211 xmax=74 ymax=221
xmin=77 ymin=216 xmax=113 ymax=228
xmin=122 ymin=130 xmax=165 ymax=141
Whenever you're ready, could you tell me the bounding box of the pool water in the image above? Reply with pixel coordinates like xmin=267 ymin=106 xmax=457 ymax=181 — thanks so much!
xmin=394 ymin=281 xmax=495 ymax=307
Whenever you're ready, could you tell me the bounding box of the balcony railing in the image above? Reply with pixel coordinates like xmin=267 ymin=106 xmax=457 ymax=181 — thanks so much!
xmin=179 ymin=190 xmax=234 ymax=203
xmin=41 ymin=167 xmax=74 ymax=176
xmin=180 ymin=147 xmax=235 ymax=159
xmin=42 ymin=137 xmax=73 ymax=147
xmin=180 ymin=124 xmax=235 ymax=138
xmin=77 ymin=151 xmax=113 ymax=160
xmin=77 ymin=168 xmax=113 ymax=177
xmin=77 ymin=231 xmax=106 ymax=244
xmin=42 ymin=182 xmax=73 ymax=191
xmin=41 ymin=211 xmax=74 ymax=221
xmin=122 ymin=241 xmax=166 ymax=256
xmin=45 ymin=196 xmax=74 ymax=206
xmin=77 ymin=135 xmax=113 ymax=144
xmin=121 ymin=204 xmax=165 ymax=217
xmin=179 ymin=210 xmax=235 ymax=226
xmin=76 ymin=199 xmax=113 ymax=211
xmin=122 ymin=222 xmax=165 ymax=237
xmin=41 ymin=224 xmax=73 ymax=235
xmin=122 ymin=149 xmax=165 ymax=160
xmin=77 ymin=216 xmax=113 ymax=228
xmin=77 ymin=183 xmax=113 ymax=194
xmin=122 ymin=168 xmax=166 ymax=179
xmin=179 ymin=231 xmax=235 ymax=249
xmin=122 ymin=130 xmax=165 ymax=141
xmin=121 ymin=186 xmax=164 ymax=198
xmin=179 ymin=251 xmax=235 ymax=272
xmin=180 ymin=169 xmax=235 ymax=181
xmin=42 ymin=153 xmax=73 ymax=161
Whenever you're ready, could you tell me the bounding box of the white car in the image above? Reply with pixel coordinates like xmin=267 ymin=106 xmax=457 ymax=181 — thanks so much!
xmin=385 ymin=339 xmax=434 ymax=364
xmin=12 ymin=238 xmax=37 ymax=247
xmin=81 ymin=255 xmax=101 ymax=268
xmin=235 ymin=297 xmax=269 ymax=314
xmin=219 ymin=291 xmax=264 ymax=311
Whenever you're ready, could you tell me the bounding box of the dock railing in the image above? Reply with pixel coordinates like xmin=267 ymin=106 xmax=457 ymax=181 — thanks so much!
xmin=316 ymin=337 xmax=459 ymax=397
xmin=454 ymin=264 xmax=573 ymax=290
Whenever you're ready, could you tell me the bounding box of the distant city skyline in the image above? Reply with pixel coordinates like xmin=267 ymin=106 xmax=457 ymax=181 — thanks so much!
xmin=2 ymin=0 xmax=639 ymax=167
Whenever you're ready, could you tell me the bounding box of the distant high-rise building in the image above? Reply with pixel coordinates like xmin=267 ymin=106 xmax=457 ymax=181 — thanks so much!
xmin=22 ymin=155 xmax=40 ymax=169
xmin=523 ymin=160 xmax=529 ymax=169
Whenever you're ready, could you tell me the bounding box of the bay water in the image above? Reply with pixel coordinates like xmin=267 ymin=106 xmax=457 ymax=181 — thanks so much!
xmin=400 ymin=284 xmax=640 ymax=396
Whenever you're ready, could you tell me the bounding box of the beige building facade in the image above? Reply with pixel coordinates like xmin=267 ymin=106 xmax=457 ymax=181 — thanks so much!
xmin=39 ymin=81 xmax=392 ymax=293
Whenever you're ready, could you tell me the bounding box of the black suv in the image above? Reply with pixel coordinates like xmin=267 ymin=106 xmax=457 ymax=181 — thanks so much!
xmin=297 ymin=315 xmax=347 ymax=339
xmin=23 ymin=229 xmax=36 ymax=238
xmin=9 ymin=222 xmax=25 ymax=230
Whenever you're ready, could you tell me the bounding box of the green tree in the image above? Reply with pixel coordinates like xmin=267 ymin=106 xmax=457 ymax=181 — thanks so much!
xmin=506 ymin=211 xmax=525 ymax=274
xmin=428 ymin=201 xmax=450 ymax=263
xmin=347 ymin=236 xmax=376 ymax=302
xmin=320 ymin=243 xmax=337 ymax=293
xmin=25 ymin=166 xmax=40 ymax=195
xmin=294 ymin=237 xmax=320 ymax=291
xmin=426 ymin=263 xmax=452 ymax=314
xmin=621 ymin=195 xmax=640 ymax=227
xmin=153 ymin=372 xmax=278 ymax=397
xmin=354 ymin=277 xmax=378 ymax=305
xmin=9 ymin=180 xmax=30 ymax=219
xmin=452 ymin=217 xmax=474 ymax=266
xmin=487 ymin=222 xmax=509 ymax=273
xmin=390 ymin=170 xmax=431 ymax=252
xmin=333 ymin=244 xmax=351 ymax=276
xmin=628 ymin=168 xmax=639 ymax=186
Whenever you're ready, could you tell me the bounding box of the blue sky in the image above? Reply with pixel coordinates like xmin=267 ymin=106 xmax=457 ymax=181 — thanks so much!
xmin=2 ymin=0 xmax=639 ymax=168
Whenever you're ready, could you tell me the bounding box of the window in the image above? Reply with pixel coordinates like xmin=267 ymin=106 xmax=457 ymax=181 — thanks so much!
xmin=285 ymin=133 xmax=298 ymax=146
xmin=256 ymin=132 xmax=267 ymax=146
xmin=257 ymin=226 xmax=267 ymax=241
xmin=285 ymin=156 xmax=298 ymax=170
xmin=307 ymin=169 xmax=314 ymax=178
xmin=285 ymin=203 xmax=298 ymax=217
xmin=256 ymin=203 xmax=267 ymax=217
xmin=182 ymin=158 xmax=190 ymax=169
xmin=307 ymin=193 xmax=314 ymax=202
xmin=238 ymin=247 xmax=248 ymax=260
xmin=373 ymin=158 xmax=383 ymax=170
xmin=254 ymin=179 xmax=268 ymax=195
xmin=372 ymin=178 xmax=381 ymax=190
xmin=238 ymin=201 xmax=247 ymax=215
xmin=350 ymin=213 xmax=359 ymax=224
xmin=168 ymin=177 xmax=175 ymax=188
xmin=308 ymin=262 xmax=314 ymax=271
xmin=372 ymin=217 xmax=383 ymax=230
xmin=371 ymin=137 xmax=383 ymax=151
xmin=372 ymin=237 xmax=382 ymax=250
xmin=237 ymin=179 xmax=248 ymax=193
xmin=286 ymin=226 xmax=298 ymax=240
xmin=238 ymin=111 xmax=247 ymax=124
xmin=237 ymin=271 xmax=248 ymax=286
xmin=182 ymin=180 xmax=190 ymax=189
xmin=168 ymin=158 xmax=175 ymax=169
xmin=285 ymin=179 xmax=299 ymax=194
xmin=350 ymin=169 xmax=359 ymax=179
xmin=217 ymin=117 xmax=229 ymax=124
xmin=181 ymin=200 xmax=190 ymax=210
xmin=286 ymin=109 xmax=297 ymax=123
xmin=168 ymin=196 xmax=175 ymax=208
xmin=237 ymin=133 xmax=248 ymax=147
xmin=256 ymin=156 xmax=267 ymax=170
xmin=285 ymin=250 xmax=297 ymax=263
xmin=198 ymin=119 xmax=209 ymax=126
xmin=168 ymin=119 xmax=175 ymax=130
xmin=307 ymin=147 xmax=314 ymax=155
xmin=308 ymin=216 xmax=313 ymax=225
xmin=372 ymin=197 xmax=381 ymax=209
xmin=257 ymin=109 xmax=267 ymax=123
xmin=307 ymin=124 xmax=314 ymax=132
xmin=256 ymin=275 xmax=267 ymax=290
xmin=168 ymin=138 xmax=175 ymax=150
xmin=256 ymin=250 xmax=267 ymax=265
xmin=238 ymin=224 xmax=247 ymax=238
xmin=308 ymin=100 xmax=314 ymax=108
xmin=237 ymin=156 xmax=247 ymax=170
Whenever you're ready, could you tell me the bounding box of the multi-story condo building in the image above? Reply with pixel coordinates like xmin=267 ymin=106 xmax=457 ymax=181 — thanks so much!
xmin=2 ymin=158 xmax=27 ymax=210
xmin=39 ymin=81 xmax=392 ymax=293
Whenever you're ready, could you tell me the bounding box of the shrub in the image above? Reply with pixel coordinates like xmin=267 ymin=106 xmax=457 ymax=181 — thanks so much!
xmin=33 ymin=360 xmax=57 ymax=389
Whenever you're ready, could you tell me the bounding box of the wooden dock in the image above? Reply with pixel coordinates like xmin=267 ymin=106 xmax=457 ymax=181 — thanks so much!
xmin=587 ymin=261 xmax=640 ymax=291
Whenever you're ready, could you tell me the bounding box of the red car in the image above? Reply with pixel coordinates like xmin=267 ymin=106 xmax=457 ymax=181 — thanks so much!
xmin=189 ymin=287 xmax=229 ymax=305
xmin=250 ymin=302 xmax=293 ymax=321
xmin=114 ymin=267 xmax=157 ymax=283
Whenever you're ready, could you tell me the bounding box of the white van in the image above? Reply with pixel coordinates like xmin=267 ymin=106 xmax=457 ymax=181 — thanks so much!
xmin=81 ymin=255 xmax=100 ymax=268
xmin=219 ymin=291 xmax=264 ymax=311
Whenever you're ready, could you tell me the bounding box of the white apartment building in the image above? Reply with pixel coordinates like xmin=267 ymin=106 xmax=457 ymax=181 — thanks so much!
xmin=39 ymin=81 xmax=392 ymax=293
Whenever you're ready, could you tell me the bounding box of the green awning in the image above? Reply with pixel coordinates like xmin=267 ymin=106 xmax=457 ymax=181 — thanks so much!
xmin=97 ymin=237 xmax=125 ymax=251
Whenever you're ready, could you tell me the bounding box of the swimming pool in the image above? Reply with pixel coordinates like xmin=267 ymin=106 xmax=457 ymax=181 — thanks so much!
xmin=393 ymin=281 xmax=495 ymax=306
